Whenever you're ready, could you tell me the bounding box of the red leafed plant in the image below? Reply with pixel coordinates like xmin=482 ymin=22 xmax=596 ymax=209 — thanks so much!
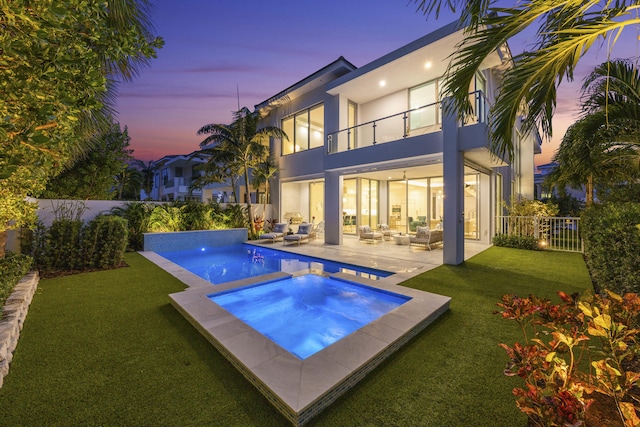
xmin=496 ymin=291 xmax=640 ymax=426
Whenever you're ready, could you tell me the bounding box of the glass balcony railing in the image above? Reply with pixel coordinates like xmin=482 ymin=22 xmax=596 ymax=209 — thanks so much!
xmin=326 ymin=91 xmax=488 ymax=154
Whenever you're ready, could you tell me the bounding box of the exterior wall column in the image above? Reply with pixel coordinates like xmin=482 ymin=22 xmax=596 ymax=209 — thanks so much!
xmin=324 ymin=170 xmax=342 ymax=245
xmin=442 ymin=98 xmax=465 ymax=265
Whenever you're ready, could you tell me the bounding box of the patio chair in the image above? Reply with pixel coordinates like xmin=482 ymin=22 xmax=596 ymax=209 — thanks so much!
xmin=259 ymin=222 xmax=288 ymax=243
xmin=313 ymin=221 xmax=325 ymax=238
xmin=283 ymin=223 xmax=313 ymax=246
xmin=377 ymin=224 xmax=393 ymax=240
xmin=410 ymin=226 xmax=443 ymax=250
xmin=358 ymin=225 xmax=383 ymax=243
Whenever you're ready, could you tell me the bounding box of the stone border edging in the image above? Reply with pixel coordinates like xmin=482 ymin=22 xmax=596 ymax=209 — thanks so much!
xmin=0 ymin=271 xmax=39 ymax=388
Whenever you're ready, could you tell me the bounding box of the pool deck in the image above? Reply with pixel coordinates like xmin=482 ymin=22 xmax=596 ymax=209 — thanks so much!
xmin=247 ymin=234 xmax=490 ymax=286
xmin=140 ymin=237 xmax=488 ymax=426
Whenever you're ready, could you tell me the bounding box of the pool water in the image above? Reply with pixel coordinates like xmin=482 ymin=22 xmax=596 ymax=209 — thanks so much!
xmin=158 ymin=244 xmax=391 ymax=284
xmin=209 ymin=274 xmax=410 ymax=359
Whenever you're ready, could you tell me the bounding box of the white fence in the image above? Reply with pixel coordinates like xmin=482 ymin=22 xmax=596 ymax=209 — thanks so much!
xmin=495 ymin=216 xmax=583 ymax=253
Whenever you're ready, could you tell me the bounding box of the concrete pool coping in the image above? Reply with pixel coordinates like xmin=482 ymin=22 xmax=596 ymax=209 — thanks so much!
xmin=140 ymin=250 xmax=451 ymax=426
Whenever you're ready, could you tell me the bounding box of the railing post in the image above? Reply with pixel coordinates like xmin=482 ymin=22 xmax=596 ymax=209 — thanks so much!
xmin=347 ymin=128 xmax=351 ymax=151
xmin=403 ymin=112 xmax=408 ymax=138
xmin=372 ymin=121 xmax=377 ymax=145
xmin=326 ymin=134 xmax=332 ymax=154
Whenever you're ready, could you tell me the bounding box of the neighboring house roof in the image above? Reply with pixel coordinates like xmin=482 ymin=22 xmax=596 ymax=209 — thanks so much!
xmin=150 ymin=151 xmax=209 ymax=170
xmin=254 ymin=56 xmax=357 ymax=114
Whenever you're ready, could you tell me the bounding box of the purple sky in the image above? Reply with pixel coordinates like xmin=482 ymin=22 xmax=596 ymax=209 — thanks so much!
xmin=115 ymin=1 xmax=638 ymax=167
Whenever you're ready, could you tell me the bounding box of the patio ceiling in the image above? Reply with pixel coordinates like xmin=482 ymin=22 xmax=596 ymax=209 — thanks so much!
xmin=327 ymin=24 xmax=506 ymax=105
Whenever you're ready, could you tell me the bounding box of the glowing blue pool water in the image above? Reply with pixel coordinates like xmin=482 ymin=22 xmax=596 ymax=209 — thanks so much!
xmin=158 ymin=244 xmax=391 ymax=284
xmin=209 ymin=274 xmax=410 ymax=359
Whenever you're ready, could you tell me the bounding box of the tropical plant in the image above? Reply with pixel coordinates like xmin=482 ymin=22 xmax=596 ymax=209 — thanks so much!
xmin=496 ymin=291 xmax=640 ymax=427
xmin=252 ymin=155 xmax=279 ymax=219
xmin=196 ymin=107 xmax=287 ymax=234
xmin=0 ymin=1 xmax=162 ymax=253
xmin=42 ymin=121 xmax=134 ymax=200
xmin=109 ymin=202 xmax=155 ymax=251
xmin=148 ymin=205 xmax=185 ymax=232
xmin=546 ymin=60 xmax=640 ymax=205
xmin=412 ymin=0 xmax=639 ymax=161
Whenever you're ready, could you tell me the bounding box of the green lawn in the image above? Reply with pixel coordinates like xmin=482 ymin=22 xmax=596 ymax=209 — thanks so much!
xmin=0 ymin=247 xmax=592 ymax=426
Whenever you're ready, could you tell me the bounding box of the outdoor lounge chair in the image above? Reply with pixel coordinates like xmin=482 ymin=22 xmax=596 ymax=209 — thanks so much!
xmin=358 ymin=225 xmax=383 ymax=243
xmin=283 ymin=223 xmax=313 ymax=246
xmin=259 ymin=222 xmax=288 ymax=243
xmin=377 ymin=224 xmax=393 ymax=240
xmin=410 ymin=226 xmax=443 ymax=250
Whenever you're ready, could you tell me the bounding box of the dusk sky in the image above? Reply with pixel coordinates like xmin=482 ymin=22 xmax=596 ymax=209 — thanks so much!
xmin=115 ymin=1 xmax=638 ymax=167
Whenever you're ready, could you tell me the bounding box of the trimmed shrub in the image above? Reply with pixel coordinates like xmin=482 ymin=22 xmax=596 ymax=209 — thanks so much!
xmin=582 ymin=202 xmax=640 ymax=294
xmin=25 ymin=216 xmax=128 ymax=276
xmin=81 ymin=216 xmax=128 ymax=269
xmin=0 ymin=253 xmax=33 ymax=310
xmin=45 ymin=219 xmax=84 ymax=272
xmin=492 ymin=233 xmax=540 ymax=250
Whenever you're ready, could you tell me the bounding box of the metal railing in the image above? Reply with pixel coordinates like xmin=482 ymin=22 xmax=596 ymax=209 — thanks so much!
xmin=326 ymin=90 xmax=489 ymax=154
xmin=495 ymin=216 xmax=583 ymax=253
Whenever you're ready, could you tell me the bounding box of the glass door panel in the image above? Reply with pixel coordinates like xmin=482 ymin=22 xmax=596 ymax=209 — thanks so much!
xmin=388 ymin=180 xmax=406 ymax=233
xmin=407 ymin=179 xmax=428 ymax=232
xmin=464 ymin=174 xmax=479 ymax=239
xmin=359 ymin=179 xmax=379 ymax=229
xmin=342 ymin=179 xmax=357 ymax=234
xmin=430 ymin=177 xmax=444 ymax=229
xmin=309 ymin=181 xmax=324 ymax=224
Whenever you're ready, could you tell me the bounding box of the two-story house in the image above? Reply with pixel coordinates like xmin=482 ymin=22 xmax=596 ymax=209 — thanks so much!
xmin=148 ymin=152 xmax=210 ymax=202
xmin=147 ymin=151 xmax=261 ymax=204
xmin=255 ymin=21 xmax=540 ymax=264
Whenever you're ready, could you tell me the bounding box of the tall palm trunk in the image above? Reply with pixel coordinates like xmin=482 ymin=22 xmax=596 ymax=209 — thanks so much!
xmin=586 ymin=174 xmax=594 ymax=207
xmin=244 ymin=164 xmax=255 ymax=234
xmin=262 ymin=179 xmax=270 ymax=221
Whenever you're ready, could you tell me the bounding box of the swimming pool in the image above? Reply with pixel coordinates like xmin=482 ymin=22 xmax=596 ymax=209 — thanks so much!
xmin=209 ymin=274 xmax=410 ymax=359
xmin=158 ymin=243 xmax=391 ymax=284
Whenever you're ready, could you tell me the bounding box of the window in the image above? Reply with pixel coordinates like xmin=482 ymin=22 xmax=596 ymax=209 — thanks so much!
xmin=281 ymin=104 xmax=324 ymax=155
xmin=174 ymin=167 xmax=183 ymax=178
xmin=161 ymin=168 xmax=169 ymax=186
xmin=409 ymin=80 xmax=439 ymax=131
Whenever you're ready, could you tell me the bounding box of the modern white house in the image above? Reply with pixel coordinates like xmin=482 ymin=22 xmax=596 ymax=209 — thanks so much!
xmin=147 ymin=151 xmax=247 ymax=203
xmin=534 ymin=162 xmax=587 ymax=202
xmin=255 ymin=21 xmax=540 ymax=265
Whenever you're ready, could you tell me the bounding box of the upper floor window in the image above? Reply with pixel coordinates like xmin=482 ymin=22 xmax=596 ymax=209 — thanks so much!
xmin=409 ymin=79 xmax=441 ymax=131
xmin=281 ymin=104 xmax=324 ymax=155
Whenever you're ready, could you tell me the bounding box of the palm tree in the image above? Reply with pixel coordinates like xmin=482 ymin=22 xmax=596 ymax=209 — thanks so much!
xmin=116 ymin=165 xmax=144 ymax=200
xmin=251 ymin=155 xmax=279 ymax=221
xmin=412 ymin=0 xmax=639 ymax=160
xmin=545 ymin=60 xmax=640 ymax=205
xmin=197 ymin=107 xmax=287 ymax=234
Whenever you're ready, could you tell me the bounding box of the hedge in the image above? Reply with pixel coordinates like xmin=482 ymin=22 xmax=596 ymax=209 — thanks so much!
xmin=581 ymin=202 xmax=640 ymax=294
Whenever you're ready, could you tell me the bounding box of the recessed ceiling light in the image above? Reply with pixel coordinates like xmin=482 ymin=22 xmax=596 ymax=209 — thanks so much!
xmin=425 ymin=61 xmax=432 ymax=69
xmin=379 ymin=80 xmax=386 ymax=87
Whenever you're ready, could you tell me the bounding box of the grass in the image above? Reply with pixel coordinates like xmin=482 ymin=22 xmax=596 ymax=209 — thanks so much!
xmin=0 ymin=247 xmax=592 ymax=426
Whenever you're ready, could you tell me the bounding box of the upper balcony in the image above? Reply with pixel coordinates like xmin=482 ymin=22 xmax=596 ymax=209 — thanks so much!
xmin=326 ymin=90 xmax=489 ymax=154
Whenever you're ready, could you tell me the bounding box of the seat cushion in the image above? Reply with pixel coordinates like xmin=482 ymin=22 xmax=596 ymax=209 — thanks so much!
xmin=297 ymin=223 xmax=313 ymax=235
xmin=284 ymin=234 xmax=308 ymax=241
xmin=273 ymin=223 xmax=288 ymax=233
xmin=415 ymin=226 xmax=430 ymax=238
xmin=259 ymin=232 xmax=282 ymax=240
